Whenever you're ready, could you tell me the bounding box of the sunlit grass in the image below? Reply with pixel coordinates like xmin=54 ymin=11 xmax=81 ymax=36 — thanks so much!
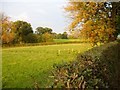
xmin=2 ymin=43 xmax=91 ymax=88
xmin=53 ymin=39 xmax=87 ymax=43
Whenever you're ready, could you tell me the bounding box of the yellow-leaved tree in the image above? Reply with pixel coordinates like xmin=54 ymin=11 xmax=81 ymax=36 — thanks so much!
xmin=1 ymin=15 xmax=15 ymax=45
xmin=65 ymin=1 xmax=120 ymax=46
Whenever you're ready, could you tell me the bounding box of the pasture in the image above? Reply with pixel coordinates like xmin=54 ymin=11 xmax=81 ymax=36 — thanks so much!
xmin=53 ymin=39 xmax=88 ymax=43
xmin=2 ymin=43 xmax=91 ymax=88
xmin=53 ymin=39 xmax=82 ymax=43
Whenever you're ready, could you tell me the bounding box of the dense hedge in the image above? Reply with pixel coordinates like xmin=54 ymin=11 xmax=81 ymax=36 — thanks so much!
xmin=51 ymin=41 xmax=120 ymax=89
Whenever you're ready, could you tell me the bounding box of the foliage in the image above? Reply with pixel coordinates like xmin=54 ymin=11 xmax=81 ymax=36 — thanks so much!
xmin=2 ymin=43 xmax=91 ymax=88
xmin=81 ymin=19 xmax=115 ymax=46
xmin=1 ymin=16 xmax=15 ymax=45
xmin=111 ymin=2 xmax=120 ymax=37
xmin=24 ymin=33 xmax=39 ymax=43
xmin=41 ymin=32 xmax=53 ymax=42
xmin=53 ymin=32 xmax=68 ymax=39
xmin=65 ymin=1 xmax=120 ymax=46
xmin=35 ymin=27 xmax=54 ymax=42
xmin=68 ymin=30 xmax=81 ymax=39
xmin=13 ymin=20 xmax=33 ymax=43
xmin=56 ymin=33 xmax=63 ymax=39
xmin=37 ymin=35 xmax=42 ymax=43
xmin=115 ymin=15 xmax=120 ymax=37
xmin=36 ymin=27 xmax=52 ymax=35
xmin=62 ymin=32 xmax=68 ymax=39
xmin=52 ymin=32 xmax=57 ymax=39
xmin=52 ymin=41 xmax=120 ymax=88
xmin=2 ymin=39 xmax=89 ymax=47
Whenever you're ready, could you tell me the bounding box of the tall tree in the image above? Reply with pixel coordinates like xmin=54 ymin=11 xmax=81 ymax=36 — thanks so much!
xmin=36 ymin=27 xmax=52 ymax=35
xmin=65 ymin=1 xmax=120 ymax=46
xmin=1 ymin=15 xmax=15 ymax=45
xmin=13 ymin=20 xmax=33 ymax=43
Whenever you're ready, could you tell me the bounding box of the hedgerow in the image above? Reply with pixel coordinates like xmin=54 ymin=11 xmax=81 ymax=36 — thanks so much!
xmin=2 ymin=40 xmax=88 ymax=47
xmin=51 ymin=41 xmax=120 ymax=89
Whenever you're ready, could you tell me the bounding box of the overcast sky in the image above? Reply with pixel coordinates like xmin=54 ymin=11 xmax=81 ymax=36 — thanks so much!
xmin=0 ymin=0 xmax=69 ymax=33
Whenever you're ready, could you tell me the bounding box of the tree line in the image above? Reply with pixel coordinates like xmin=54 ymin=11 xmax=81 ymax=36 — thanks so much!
xmin=1 ymin=15 xmax=68 ymax=45
xmin=1 ymin=1 xmax=120 ymax=46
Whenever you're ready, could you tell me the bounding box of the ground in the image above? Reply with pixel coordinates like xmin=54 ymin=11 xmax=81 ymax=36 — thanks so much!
xmin=2 ymin=43 xmax=91 ymax=88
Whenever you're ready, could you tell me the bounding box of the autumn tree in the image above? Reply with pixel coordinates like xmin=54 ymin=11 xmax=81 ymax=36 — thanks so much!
xmin=1 ymin=15 xmax=15 ymax=45
xmin=42 ymin=32 xmax=53 ymax=42
xmin=65 ymin=1 xmax=120 ymax=46
xmin=13 ymin=20 xmax=33 ymax=43
xmin=68 ymin=30 xmax=81 ymax=39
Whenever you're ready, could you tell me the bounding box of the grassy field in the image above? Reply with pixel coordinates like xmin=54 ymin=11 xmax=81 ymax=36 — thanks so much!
xmin=53 ymin=39 xmax=88 ymax=43
xmin=53 ymin=39 xmax=81 ymax=43
xmin=2 ymin=43 xmax=91 ymax=88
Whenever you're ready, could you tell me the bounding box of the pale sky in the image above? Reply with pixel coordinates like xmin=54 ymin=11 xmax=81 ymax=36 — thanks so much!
xmin=0 ymin=0 xmax=69 ymax=33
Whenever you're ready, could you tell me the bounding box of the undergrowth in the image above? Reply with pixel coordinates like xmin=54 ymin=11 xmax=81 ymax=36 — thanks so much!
xmin=51 ymin=41 xmax=120 ymax=89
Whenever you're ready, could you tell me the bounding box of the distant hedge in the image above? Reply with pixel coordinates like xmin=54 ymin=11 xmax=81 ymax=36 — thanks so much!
xmin=51 ymin=41 xmax=120 ymax=89
xmin=2 ymin=40 xmax=88 ymax=47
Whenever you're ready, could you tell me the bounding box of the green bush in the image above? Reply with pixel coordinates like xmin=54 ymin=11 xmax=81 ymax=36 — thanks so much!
xmin=51 ymin=41 xmax=120 ymax=88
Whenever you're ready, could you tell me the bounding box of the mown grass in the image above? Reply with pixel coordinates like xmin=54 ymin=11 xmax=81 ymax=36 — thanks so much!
xmin=2 ymin=43 xmax=91 ymax=88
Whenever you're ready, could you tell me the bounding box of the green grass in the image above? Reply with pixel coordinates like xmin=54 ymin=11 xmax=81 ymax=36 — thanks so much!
xmin=53 ymin=39 xmax=87 ymax=43
xmin=53 ymin=39 xmax=81 ymax=43
xmin=2 ymin=43 xmax=91 ymax=88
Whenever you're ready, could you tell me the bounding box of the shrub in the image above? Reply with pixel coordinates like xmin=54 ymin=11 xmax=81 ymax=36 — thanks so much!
xmin=42 ymin=32 xmax=53 ymax=42
xmin=51 ymin=41 xmax=120 ymax=88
